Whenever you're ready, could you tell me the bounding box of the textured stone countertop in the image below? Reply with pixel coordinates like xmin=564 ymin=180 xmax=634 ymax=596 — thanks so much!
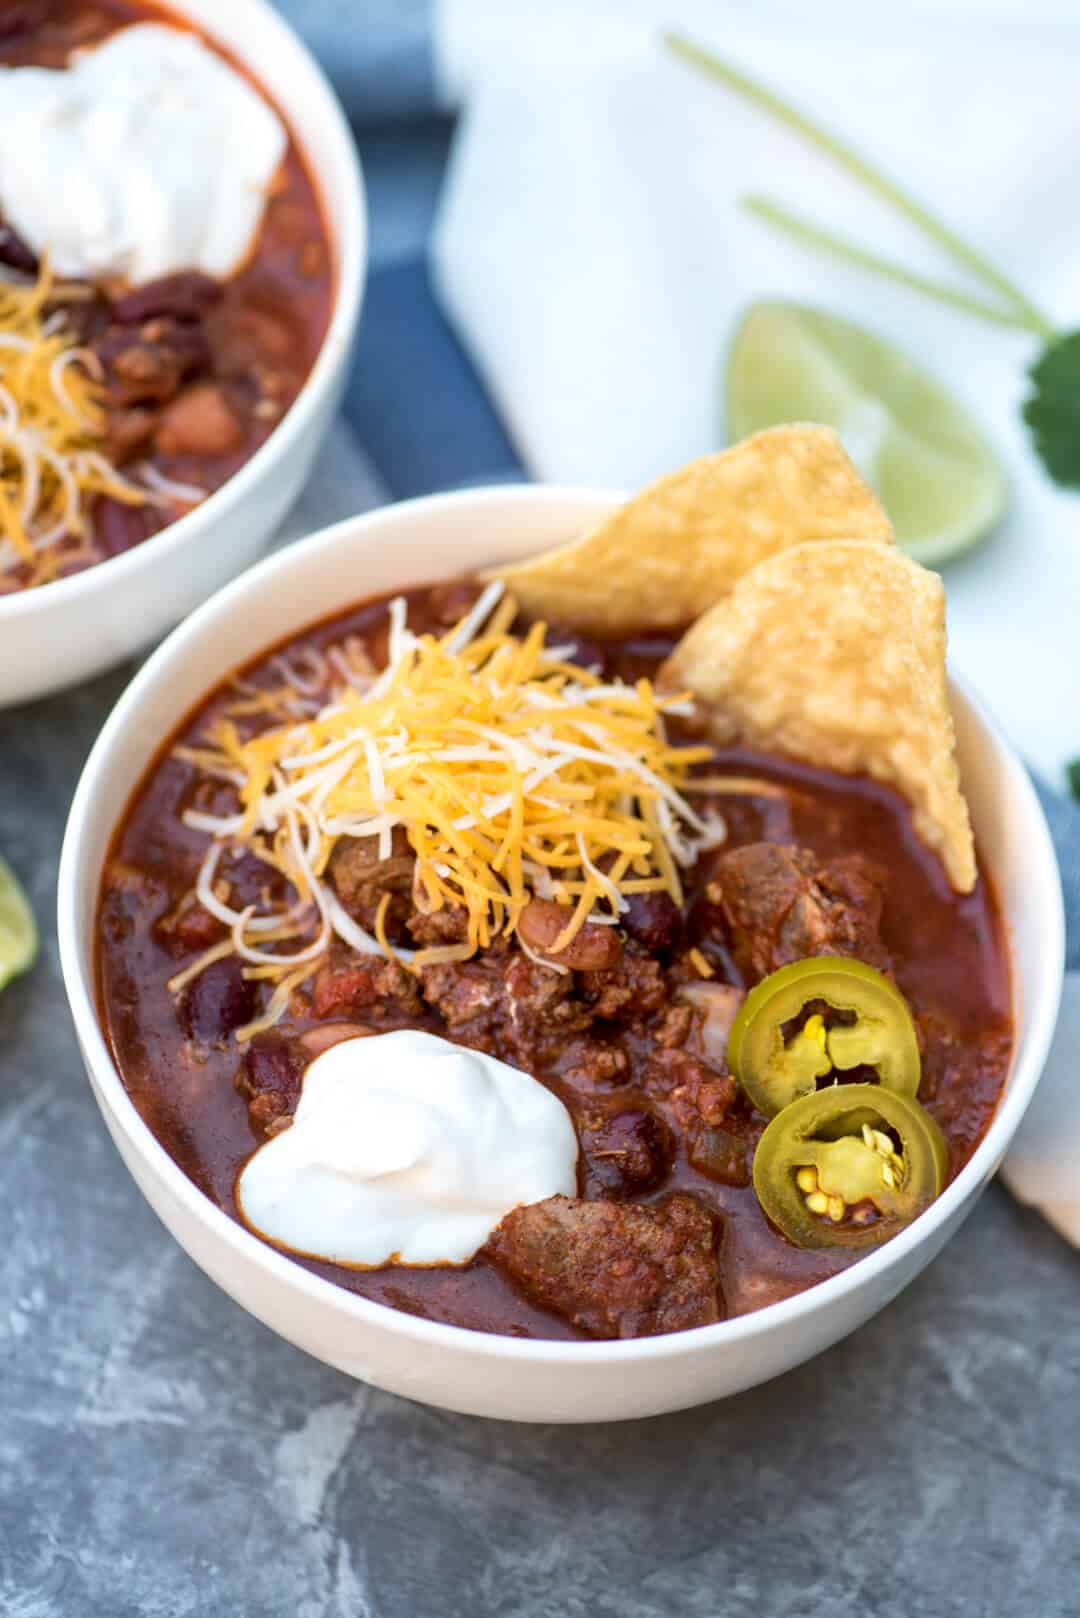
xmin=4 ymin=653 xmax=1080 ymax=1618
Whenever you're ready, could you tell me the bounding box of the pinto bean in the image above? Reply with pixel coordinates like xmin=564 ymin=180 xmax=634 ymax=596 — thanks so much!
xmin=517 ymin=897 xmax=623 ymax=971
xmin=155 ymin=383 xmax=244 ymax=458
xmin=299 ymin=1022 xmax=376 ymax=1057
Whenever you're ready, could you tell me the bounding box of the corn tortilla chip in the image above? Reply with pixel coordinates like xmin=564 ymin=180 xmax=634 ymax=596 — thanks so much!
xmin=662 ymin=541 xmax=976 ymax=893
xmin=490 ymin=426 xmax=893 ymax=634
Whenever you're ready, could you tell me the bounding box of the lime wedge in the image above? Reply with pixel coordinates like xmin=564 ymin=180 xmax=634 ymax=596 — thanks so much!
xmin=0 ymin=854 xmax=37 ymax=993
xmin=725 ymin=301 xmax=1006 ymax=566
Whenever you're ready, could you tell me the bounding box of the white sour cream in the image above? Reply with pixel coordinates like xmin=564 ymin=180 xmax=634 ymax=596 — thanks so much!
xmin=0 ymin=24 xmax=287 ymax=283
xmin=236 ymin=1031 xmax=579 ymax=1268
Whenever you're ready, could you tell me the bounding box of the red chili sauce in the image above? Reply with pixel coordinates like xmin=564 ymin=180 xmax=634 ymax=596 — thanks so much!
xmin=96 ymin=580 xmax=1014 ymax=1340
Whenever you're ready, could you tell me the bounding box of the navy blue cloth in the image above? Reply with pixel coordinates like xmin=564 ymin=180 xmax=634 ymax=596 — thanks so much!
xmin=276 ymin=0 xmax=438 ymax=125
xmin=346 ymin=260 xmax=524 ymax=498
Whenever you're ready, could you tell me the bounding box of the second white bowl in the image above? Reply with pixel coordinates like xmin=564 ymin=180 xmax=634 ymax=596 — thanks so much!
xmin=58 ymin=486 xmax=1065 ymax=1421
xmin=0 ymin=0 xmax=366 ymax=708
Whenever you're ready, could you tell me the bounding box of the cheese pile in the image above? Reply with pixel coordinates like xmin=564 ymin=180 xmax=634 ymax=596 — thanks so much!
xmin=0 ymin=259 xmax=146 ymax=584
xmin=177 ymin=584 xmax=726 ymax=1028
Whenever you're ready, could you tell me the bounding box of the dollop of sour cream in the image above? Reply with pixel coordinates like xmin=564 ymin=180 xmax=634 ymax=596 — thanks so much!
xmin=0 ymin=24 xmax=287 ymax=283
xmin=236 ymin=1031 xmax=580 ymax=1268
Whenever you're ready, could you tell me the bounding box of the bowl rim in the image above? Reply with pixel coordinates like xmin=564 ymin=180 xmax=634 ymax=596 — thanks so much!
xmin=0 ymin=0 xmax=366 ymax=622
xmin=58 ymin=484 xmax=1067 ymax=1367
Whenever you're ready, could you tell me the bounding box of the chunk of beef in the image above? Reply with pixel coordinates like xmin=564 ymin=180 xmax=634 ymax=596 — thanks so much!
xmin=579 ymin=1107 xmax=675 ymax=1198
xmin=328 ymin=828 xmax=415 ymax=941
xmin=487 ymin=1194 xmax=722 ymax=1339
xmin=516 ymin=897 xmax=623 ymax=971
xmin=407 ymin=904 xmax=470 ymax=949
xmin=705 ymin=843 xmax=889 ymax=984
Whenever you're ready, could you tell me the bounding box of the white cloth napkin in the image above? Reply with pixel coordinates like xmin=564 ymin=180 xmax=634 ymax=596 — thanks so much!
xmin=429 ymin=1 xmax=1080 ymax=1236
xmin=432 ymin=0 xmax=1080 ymax=786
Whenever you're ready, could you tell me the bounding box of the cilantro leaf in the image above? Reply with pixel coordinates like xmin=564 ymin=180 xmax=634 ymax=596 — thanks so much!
xmin=1023 ymin=332 xmax=1080 ymax=487
xmin=1067 ymin=758 xmax=1080 ymax=802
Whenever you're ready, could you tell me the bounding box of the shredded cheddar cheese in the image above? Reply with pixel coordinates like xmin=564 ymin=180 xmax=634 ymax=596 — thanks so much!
xmin=0 ymin=258 xmax=150 ymax=586
xmin=177 ymin=584 xmax=728 ymax=1032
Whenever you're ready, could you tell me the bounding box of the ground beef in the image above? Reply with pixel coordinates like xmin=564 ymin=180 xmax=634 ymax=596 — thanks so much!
xmin=407 ymin=905 xmax=470 ymax=948
xmin=560 ymin=1035 xmax=630 ymax=1087
xmin=705 ymin=842 xmax=889 ymax=984
xmin=419 ymin=958 xmax=506 ymax=1044
xmin=643 ymin=1048 xmax=737 ymax=1131
xmin=581 ymin=946 xmax=668 ymax=1023
xmin=328 ymin=828 xmax=415 ymax=940
xmin=312 ymin=954 xmax=422 ymax=1019
xmin=486 ymin=1194 xmax=722 ymax=1338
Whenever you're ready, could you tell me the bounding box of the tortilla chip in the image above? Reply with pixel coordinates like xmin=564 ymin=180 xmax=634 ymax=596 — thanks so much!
xmin=490 ymin=426 xmax=894 ymax=635
xmin=661 ymin=541 xmax=976 ymax=893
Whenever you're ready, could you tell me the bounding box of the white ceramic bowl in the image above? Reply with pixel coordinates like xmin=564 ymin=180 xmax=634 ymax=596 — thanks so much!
xmin=0 ymin=0 xmax=365 ymax=708
xmin=58 ymin=487 xmax=1065 ymax=1422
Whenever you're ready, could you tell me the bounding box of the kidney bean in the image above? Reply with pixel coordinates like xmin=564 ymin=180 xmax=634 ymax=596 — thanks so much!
xmin=621 ymin=891 xmax=681 ymax=953
xmin=581 ymin=1107 xmax=674 ymax=1198
xmin=182 ymin=957 xmax=256 ymax=1045
xmin=0 ymin=217 xmax=37 ymax=274
xmin=241 ymin=1033 xmax=303 ymax=1099
xmin=234 ymin=1034 xmax=304 ymax=1136
xmin=111 ymin=272 xmax=222 ymax=325
xmin=95 ymin=319 xmax=210 ymax=408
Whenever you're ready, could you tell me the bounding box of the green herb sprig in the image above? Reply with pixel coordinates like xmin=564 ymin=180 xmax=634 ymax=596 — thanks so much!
xmin=666 ymin=32 xmax=1080 ymax=487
